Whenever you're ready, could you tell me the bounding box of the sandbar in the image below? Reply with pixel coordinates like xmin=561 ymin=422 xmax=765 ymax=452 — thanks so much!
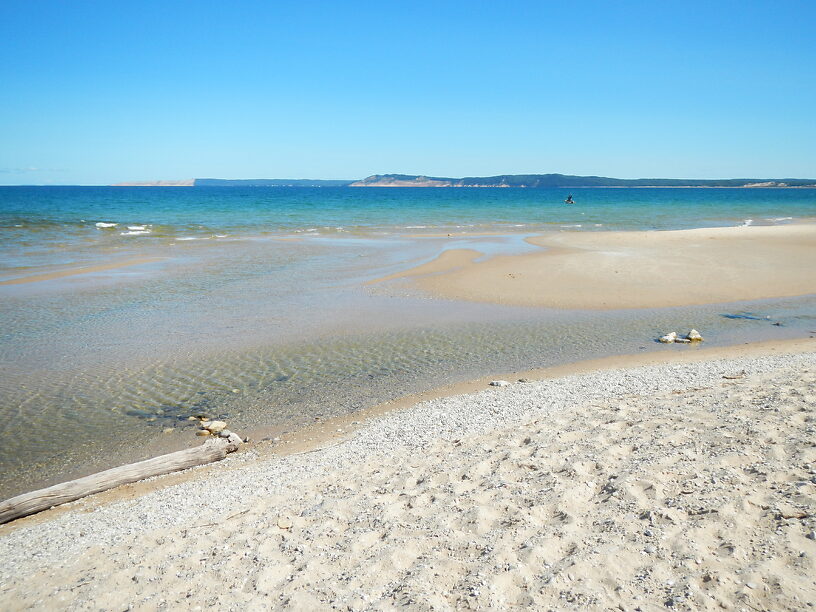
xmin=375 ymin=224 xmax=816 ymax=309
xmin=0 ymin=257 xmax=164 ymax=285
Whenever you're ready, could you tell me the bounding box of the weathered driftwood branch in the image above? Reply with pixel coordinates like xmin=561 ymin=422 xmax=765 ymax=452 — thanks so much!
xmin=0 ymin=437 xmax=240 ymax=525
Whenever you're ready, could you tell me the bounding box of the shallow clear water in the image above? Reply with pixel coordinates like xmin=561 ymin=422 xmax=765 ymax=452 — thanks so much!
xmin=0 ymin=186 xmax=814 ymax=498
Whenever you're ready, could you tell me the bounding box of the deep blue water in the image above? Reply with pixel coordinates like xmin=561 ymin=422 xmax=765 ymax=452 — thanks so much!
xmin=2 ymin=186 xmax=815 ymax=230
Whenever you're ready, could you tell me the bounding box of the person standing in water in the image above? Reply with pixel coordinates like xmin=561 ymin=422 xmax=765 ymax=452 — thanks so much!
xmin=565 ymin=194 xmax=574 ymax=204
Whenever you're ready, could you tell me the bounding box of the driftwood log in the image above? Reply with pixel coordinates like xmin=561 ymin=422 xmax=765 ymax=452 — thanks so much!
xmin=0 ymin=436 xmax=240 ymax=525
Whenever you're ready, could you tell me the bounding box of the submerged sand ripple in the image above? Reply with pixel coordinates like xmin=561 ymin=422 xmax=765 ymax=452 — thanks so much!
xmin=1 ymin=350 xmax=815 ymax=610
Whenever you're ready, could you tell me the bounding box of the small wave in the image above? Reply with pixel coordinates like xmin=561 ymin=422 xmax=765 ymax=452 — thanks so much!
xmin=765 ymin=217 xmax=793 ymax=222
xmin=404 ymin=226 xmax=427 ymax=229
xmin=176 ymin=237 xmax=197 ymax=241
xmin=214 ymin=234 xmax=228 ymax=238
xmin=95 ymin=222 xmax=117 ymax=228
xmin=741 ymin=219 xmax=754 ymax=226
xmin=561 ymin=224 xmax=583 ymax=228
xmin=127 ymin=225 xmax=148 ymax=231
xmin=120 ymin=230 xmax=151 ymax=236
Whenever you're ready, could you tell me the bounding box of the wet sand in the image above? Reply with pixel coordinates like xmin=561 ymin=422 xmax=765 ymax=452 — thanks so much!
xmin=375 ymin=224 xmax=816 ymax=309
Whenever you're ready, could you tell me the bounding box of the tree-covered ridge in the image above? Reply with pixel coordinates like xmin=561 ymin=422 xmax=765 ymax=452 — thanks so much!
xmin=352 ymin=174 xmax=816 ymax=187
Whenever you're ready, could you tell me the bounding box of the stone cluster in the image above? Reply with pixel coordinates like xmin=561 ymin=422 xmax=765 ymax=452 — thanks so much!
xmin=659 ymin=329 xmax=704 ymax=344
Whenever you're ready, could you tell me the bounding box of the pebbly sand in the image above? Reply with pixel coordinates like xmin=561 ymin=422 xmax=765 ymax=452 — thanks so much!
xmin=1 ymin=341 xmax=815 ymax=610
xmin=375 ymin=224 xmax=816 ymax=309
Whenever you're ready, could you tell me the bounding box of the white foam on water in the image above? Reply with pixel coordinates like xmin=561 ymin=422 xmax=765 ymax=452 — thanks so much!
xmin=214 ymin=234 xmax=228 ymax=238
xmin=561 ymin=224 xmax=583 ymax=228
xmin=765 ymin=217 xmax=793 ymax=222
xmin=95 ymin=222 xmax=117 ymax=228
xmin=127 ymin=225 xmax=147 ymax=231
xmin=177 ymin=237 xmax=197 ymax=241
xmin=120 ymin=230 xmax=151 ymax=236
xmin=741 ymin=219 xmax=754 ymax=226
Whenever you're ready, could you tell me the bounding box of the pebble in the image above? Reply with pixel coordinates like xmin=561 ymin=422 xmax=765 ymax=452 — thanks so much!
xmin=202 ymin=420 xmax=227 ymax=433
xmin=195 ymin=430 xmax=210 ymax=437
xmin=807 ymin=530 xmax=816 ymax=540
xmin=277 ymin=516 xmax=293 ymax=529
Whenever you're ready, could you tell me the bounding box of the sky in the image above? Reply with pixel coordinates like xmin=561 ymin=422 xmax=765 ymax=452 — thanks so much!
xmin=1 ymin=0 xmax=815 ymax=184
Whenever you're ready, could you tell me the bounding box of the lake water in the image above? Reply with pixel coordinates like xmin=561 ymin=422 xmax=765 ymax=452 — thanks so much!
xmin=1 ymin=186 xmax=814 ymax=498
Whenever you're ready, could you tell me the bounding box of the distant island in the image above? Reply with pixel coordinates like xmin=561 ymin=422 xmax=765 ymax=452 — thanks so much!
xmin=112 ymin=174 xmax=816 ymax=188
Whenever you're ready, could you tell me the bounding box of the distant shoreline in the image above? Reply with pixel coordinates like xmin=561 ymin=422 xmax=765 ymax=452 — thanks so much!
xmin=4 ymin=173 xmax=816 ymax=188
xmin=100 ymin=173 xmax=816 ymax=188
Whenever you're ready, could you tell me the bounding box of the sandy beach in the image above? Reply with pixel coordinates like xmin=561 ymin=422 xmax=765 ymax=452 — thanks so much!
xmin=1 ymin=340 xmax=815 ymax=610
xmin=377 ymin=224 xmax=816 ymax=309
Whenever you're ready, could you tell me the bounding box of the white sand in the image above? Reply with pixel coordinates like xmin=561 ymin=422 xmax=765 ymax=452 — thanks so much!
xmin=375 ymin=224 xmax=816 ymax=309
xmin=1 ymin=349 xmax=815 ymax=610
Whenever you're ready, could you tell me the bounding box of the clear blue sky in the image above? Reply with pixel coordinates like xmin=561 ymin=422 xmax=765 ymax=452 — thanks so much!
xmin=1 ymin=0 xmax=814 ymax=184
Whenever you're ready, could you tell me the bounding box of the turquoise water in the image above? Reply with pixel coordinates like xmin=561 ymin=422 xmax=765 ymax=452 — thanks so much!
xmin=1 ymin=186 xmax=815 ymax=274
xmin=0 ymin=186 xmax=814 ymax=498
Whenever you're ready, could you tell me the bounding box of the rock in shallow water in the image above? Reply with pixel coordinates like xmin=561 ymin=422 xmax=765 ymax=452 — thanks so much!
xmin=489 ymin=380 xmax=510 ymax=387
xmin=659 ymin=332 xmax=677 ymax=343
xmin=202 ymin=420 xmax=227 ymax=433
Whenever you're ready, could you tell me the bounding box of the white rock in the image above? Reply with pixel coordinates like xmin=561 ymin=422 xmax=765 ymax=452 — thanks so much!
xmin=489 ymin=380 xmax=510 ymax=387
xmin=202 ymin=420 xmax=227 ymax=433
xmin=688 ymin=329 xmax=704 ymax=341
xmin=659 ymin=332 xmax=677 ymax=344
xmin=675 ymin=337 xmax=691 ymax=344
